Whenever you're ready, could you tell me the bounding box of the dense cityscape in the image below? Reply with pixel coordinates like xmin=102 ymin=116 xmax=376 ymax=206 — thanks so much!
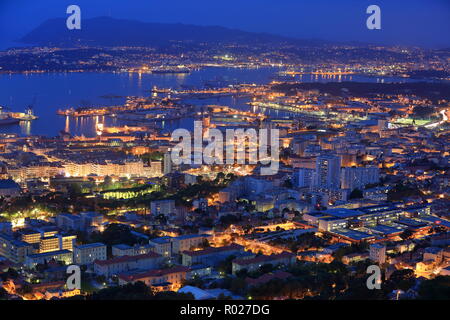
xmin=0 ymin=1 xmax=449 ymax=306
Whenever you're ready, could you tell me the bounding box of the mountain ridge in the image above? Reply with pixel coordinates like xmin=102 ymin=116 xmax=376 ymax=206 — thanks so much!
xmin=20 ymin=16 xmax=334 ymax=48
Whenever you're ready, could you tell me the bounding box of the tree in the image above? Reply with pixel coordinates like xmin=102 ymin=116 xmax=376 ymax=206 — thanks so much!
xmin=68 ymin=183 xmax=83 ymax=198
xmin=388 ymin=184 xmax=423 ymax=201
xmin=349 ymin=188 xmax=363 ymax=199
xmin=215 ymin=172 xmax=225 ymax=184
xmin=90 ymin=282 xmax=152 ymax=300
xmin=0 ymin=287 xmax=8 ymax=299
xmin=3 ymin=268 xmax=19 ymax=280
xmin=336 ymin=277 xmax=388 ymax=300
xmin=412 ymin=106 xmax=436 ymax=119
xmin=259 ymin=263 xmax=274 ymax=274
xmin=90 ymin=223 xmax=139 ymax=256
xmin=399 ymin=229 xmax=414 ymax=240
xmin=388 ymin=269 xmax=415 ymax=292
xmin=418 ymin=276 xmax=450 ymax=300
xmin=200 ymin=238 xmax=211 ymax=248
xmin=155 ymin=214 xmax=168 ymax=225
xmin=217 ymin=255 xmax=236 ymax=275
xmin=230 ymin=277 xmax=247 ymax=295
xmin=219 ymin=214 xmax=241 ymax=226
xmin=282 ymin=179 xmax=293 ymax=188
xmin=17 ymin=283 xmax=33 ymax=295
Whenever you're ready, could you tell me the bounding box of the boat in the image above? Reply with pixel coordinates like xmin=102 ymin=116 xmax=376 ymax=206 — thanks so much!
xmin=0 ymin=117 xmax=20 ymax=125
xmin=10 ymin=107 xmax=39 ymax=121
xmin=0 ymin=107 xmax=19 ymax=125
xmin=0 ymin=106 xmax=37 ymax=125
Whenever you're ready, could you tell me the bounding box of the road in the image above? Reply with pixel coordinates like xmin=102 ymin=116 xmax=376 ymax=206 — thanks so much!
xmin=424 ymin=109 xmax=449 ymax=129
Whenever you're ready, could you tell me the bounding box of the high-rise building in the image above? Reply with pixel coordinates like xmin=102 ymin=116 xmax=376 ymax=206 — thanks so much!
xmin=163 ymin=153 xmax=172 ymax=175
xmin=314 ymin=154 xmax=341 ymax=189
xmin=341 ymin=166 xmax=380 ymax=190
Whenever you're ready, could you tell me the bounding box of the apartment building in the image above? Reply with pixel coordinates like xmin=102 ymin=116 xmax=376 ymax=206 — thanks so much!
xmin=74 ymin=243 xmax=107 ymax=265
xmin=93 ymin=252 xmax=164 ymax=277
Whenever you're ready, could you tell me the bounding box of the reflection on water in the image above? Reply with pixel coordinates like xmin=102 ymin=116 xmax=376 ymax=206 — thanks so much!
xmin=64 ymin=115 xmax=120 ymax=137
xmin=19 ymin=121 xmax=31 ymax=136
xmin=65 ymin=116 xmax=69 ymax=133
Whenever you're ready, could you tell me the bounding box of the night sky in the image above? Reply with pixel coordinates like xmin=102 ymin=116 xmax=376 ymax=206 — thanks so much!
xmin=0 ymin=0 xmax=449 ymax=49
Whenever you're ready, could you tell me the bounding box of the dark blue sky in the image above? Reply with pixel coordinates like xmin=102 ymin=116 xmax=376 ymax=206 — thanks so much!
xmin=0 ymin=0 xmax=449 ymax=49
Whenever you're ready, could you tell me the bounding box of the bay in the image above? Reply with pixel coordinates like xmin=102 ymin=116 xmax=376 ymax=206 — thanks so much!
xmin=0 ymin=67 xmax=420 ymax=137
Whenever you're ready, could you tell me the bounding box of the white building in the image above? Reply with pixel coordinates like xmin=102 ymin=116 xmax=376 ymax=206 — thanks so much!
xmin=74 ymin=243 xmax=107 ymax=265
xmin=150 ymin=199 xmax=176 ymax=216
xmin=25 ymin=250 xmax=73 ymax=268
xmin=93 ymin=252 xmax=164 ymax=277
xmin=313 ymin=155 xmax=341 ymax=189
xmin=112 ymin=243 xmax=155 ymax=257
xmin=318 ymin=217 xmax=348 ymax=232
xmin=163 ymin=153 xmax=172 ymax=174
xmin=370 ymin=243 xmax=386 ymax=264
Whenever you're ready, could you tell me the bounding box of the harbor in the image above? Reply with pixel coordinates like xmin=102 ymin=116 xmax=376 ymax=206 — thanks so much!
xmin=0 ymin=106 xmax=38 ymax=126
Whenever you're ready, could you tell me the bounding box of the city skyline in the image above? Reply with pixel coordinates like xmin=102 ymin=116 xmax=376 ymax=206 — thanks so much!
xmin=0 ymin=0 xmax=448 ymax=306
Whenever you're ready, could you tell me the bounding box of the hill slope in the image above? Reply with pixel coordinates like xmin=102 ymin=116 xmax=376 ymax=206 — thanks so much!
xmin=21 ymin=16 xmax=325 ymax=47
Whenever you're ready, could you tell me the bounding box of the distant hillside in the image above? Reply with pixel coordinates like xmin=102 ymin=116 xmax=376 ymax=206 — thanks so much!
xmin=20 ymin=16 xmax=326 ymax=47
xmin=272 ymin=82 xmax=450 ymax=102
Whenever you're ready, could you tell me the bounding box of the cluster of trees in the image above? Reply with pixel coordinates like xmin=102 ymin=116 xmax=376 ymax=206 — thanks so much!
xmin=69 ymin=282 xmax=194 ymax=300
xmin=349 ymin=188 xmax=363 ymax=199
xmin=269 ymin=232 xmax=327 ymax=252
xmin=0 ymin=287 xmax=8 ymax=300
xmin=0 ymin=268 xmax=19 ymax=282
xmin=139 ymin=151 xmax=164 ymax=164
xmin=333 ymin=242 xmax=369 ymax=262
xmin=417 ymin=276 xmax=450 ymax=300
xmin=387 ymin=183 xmax=424 ymax=202
xmin=412 ymin=106 xmax=437 ymax=120
xmin=243 ymin=261 xmax=349 ymax=299
xmin=63 ymin=270 xmax=450 ymax=301
xmin=89 ymin=223 xmax=145 ymax=256
xmin=167 ymin=173 xmax=236 ymax=207
xmin=272 ymin=82 xmax=450 ymax=103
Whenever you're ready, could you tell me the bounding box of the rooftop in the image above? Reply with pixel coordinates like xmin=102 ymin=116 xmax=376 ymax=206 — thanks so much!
xmin=324 ymin=208 xmax=364 ymax=219
xmin=27 ymin=249 xmax=72 ymax=259
xmin=94 ymin=252 xmax=161 ymax=266
xmin=246 ymin=271 xmax=292 ymax=287
xmin=331 ymin=228 xmax=376 ymax=241
xmin=174 ymin=234 xmax=211 ymax=241
xmin=182 ymin=244 xmax=243 ymax=257
xmin=118 ymin=266 xmax=189 ymax=282
xmin=75 ymin=242 xmax=106 ymax=249
xmin=233 ymin=252 xmax=294 ymax=266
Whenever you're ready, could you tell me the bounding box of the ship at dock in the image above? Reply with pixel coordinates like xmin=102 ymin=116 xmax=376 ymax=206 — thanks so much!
xmin=0 ymin=106 xmax=38 ymax=125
